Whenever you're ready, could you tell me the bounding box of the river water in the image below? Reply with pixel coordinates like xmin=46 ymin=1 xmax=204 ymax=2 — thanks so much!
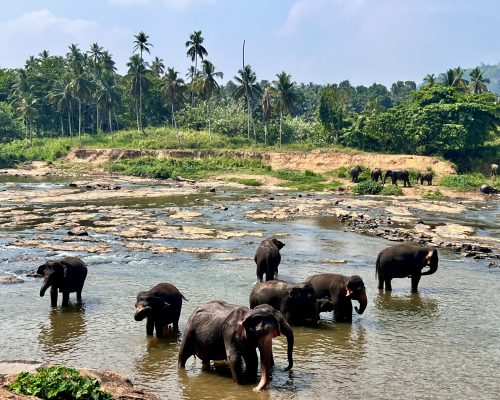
xmin=0 ymin=177 xmax=499 ymax=399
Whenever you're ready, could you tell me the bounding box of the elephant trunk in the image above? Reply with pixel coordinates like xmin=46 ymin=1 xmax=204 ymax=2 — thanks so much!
xmin=40 ymin=279 xmax=51 ymax=297
xmin=421 ymin=264 xmax=438 ymax=276
xmin=354 ymin=289 xmax=367 ymax=315
xmin=280 ymin=318 xmax=294 ymax=371
xmin=134 ymin=305 xmax=152 ymax=321
xmin=254 ymin=332 xmax=274 ymax=391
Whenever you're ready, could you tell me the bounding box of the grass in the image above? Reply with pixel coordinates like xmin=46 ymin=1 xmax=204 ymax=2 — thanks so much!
xmin=439 ymin=173 xmax=495 ymax=191
xmin=272 ymin=169 xmax=342 ymax=191
xmin=380 ymin=185 xmax=403 ymax=196
xmin=225 ymin=177 xmax=263 ymax=186
xmin=422 ymin=190 xmax=446 ymax=200
xmin=0 ymin=138 xmax=72 ymax=166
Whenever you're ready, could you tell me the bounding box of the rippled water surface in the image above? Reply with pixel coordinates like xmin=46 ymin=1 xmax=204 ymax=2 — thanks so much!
xmin=1 ymin=178 xmax=499 ymax=399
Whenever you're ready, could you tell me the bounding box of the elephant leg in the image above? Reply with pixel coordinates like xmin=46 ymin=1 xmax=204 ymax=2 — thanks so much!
xmin=384 ymin=278 xmax=393 ymax=291
xmin=155 ymin=321 xmax=165 ymax=338
xmin=173 ymin=319 xmax=179 ymax=332
xmin=61 ymin=292 xmax=70 ymax=307
xmin=178 ymin=331 xmax=194 ymax=368
xmin=50 ymin=287 xmax=58 ymax=307
xmin=378 ymin=276 xmax=384 ymax=290
xmin=243 ymin=349 xmax=258 ymax=383
xmin=227 ymin=350 xmax=244 ymax=384
xmin=76 ymin=291 xmax=82 ymax=302
xmin=146 ymin=317 xmax=154 ymax=336
xmin=411 ymin=275 xmax=421 ymax=293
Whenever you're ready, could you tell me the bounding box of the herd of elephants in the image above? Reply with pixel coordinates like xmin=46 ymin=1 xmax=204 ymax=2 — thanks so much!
xmin=35 ymin=237 xmax=439 ymax=392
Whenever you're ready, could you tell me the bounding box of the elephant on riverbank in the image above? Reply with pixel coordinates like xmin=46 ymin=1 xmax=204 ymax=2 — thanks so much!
xmin=249 ymin=280 xmax=319 ymax=325
xmin=417 ymin=171 xmax=433 ymax=185
xmin=349 ymin=166 xmax=362 ymax=183
xmin=178 ymin=301 xmax=294 ymax=391
xmin=134 ymin=282 xmax=187 ymax=337
xmin=384 ymin=169 xmax=411 ymax=187
xmin=37 ymin=257 xmax=87 ymax=307
xmin=255 ymin=238 xmax=285 ymax=282
xmin=371 ymin=168 xmax=383 ymax=182
xmin=376 ymin=244 xmax=438 ymax=292
xmin=305 ymin=273 xmax=367 ymax=323
xmin=491 ymin=164 xmax=498 ymax=178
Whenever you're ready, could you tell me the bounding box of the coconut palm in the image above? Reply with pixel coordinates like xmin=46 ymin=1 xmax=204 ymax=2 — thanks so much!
xmin=469 ymin=67 xmax=490 ymax=94
xmin=47 ymin=77 xmax=74 ymax=136
xmin=133 ymin=31 xmax=152 ymax=131
xmin=440 ymin=67 xmax=467 ymax=90
xmin=423 ymin=73 xmax=436 ymax=87
xmin=150 ymin=57 xmax=165 ymax=77
xmin=96 ymin=72 xmax=120 ymax=139
xmin=200 ymin=60 xmax=223 ymax=139
xmin=66 ymin=72 xmax=94 ymax=146
xmin=100 ymin=51 xmax=117 ymax=74
xmin=87 ymin=43 xmax=104 ymax=66
xmin=126 ymin=54 xmax=148 ymax=133
xmin=272 ymin=71 xmax=298 ymax=147
xmin=234 ymin=65 xmax=261 ymax=139
xmin=16 ymin=94 xmax=37 ymax=143
xmin=185 ymin=30 xmax=208 ymax=104
xmin=162 ymin=68 xmax=185 ymax=136
xmin=262 ymin=86 xmax=271 ymax=145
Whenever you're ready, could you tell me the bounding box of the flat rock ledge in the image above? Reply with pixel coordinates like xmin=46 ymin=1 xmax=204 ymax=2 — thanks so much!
xmin=0 ymin=361 xmax=159 ymax=400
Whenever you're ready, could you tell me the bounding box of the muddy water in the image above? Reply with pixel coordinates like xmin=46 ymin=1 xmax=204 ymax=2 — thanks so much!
xmin=0 ymin=178 xmax=499 ymax=399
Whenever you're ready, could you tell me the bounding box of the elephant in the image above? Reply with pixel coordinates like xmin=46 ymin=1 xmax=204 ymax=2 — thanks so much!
xmin=491 ymin=163 xmax=498 ymax=178
xmin=349 ymin=166 xmax=362 ymax=183
xmin=416 ymin=171 xmax=433 ymax=185
xmin=255 ymin=238 xmax=285 ymax=282
xmin=37 ymin=256 xmax=87 ymax=307
xmin=370 ymin=168 xmax=383 ymax=182
xmin=480 ymin=184 xmax=498 ymax=194
xmin=178 ymin=300 xmax=294 ymax=391
xmin=134 ymin=282 xmax=187 ymax=337
xmin=305 ymin=273 xmax=367 ymax=323
xmin=383 ymin=169 xmax=411 ymax=187
xmin=376 ymin=244 xmax=438 ymax=292
xmin=249 ymin=280 xmax=319 ymax=326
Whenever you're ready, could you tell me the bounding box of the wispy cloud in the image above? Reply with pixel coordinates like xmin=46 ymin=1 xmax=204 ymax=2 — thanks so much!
xmin=109 ymin=0 xmax=216 ymax=9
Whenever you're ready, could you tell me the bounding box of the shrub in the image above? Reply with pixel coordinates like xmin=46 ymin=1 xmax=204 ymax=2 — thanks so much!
xmin=9 ymin=365 xmax=112 ymax=400
xmin=422 ymin=190 xmax=446 ymax=200
xmin=439 ymin=173 xmax=486 ymax=191
xmin=352 ymin=181 xmax=382 ymax=195
xmin=380 ymin=185 xmax=403 ymax=196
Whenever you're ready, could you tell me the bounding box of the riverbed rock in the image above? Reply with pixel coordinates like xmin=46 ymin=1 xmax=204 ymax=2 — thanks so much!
xmin=67 ymin=227 xmax=89 ymax=236
xmin=0 ymin=276 xmax=24 ymax=284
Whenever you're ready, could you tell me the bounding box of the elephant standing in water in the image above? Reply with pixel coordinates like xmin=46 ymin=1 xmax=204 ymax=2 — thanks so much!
xmin=371 ymin=168 xmax=383 ymax=182
xmin=255 ymin=238 xmax=285 ymax=282
xmin=178 ymin=301 xmax=294 ymax=391
xmin=249 ymin=280 xmax=319 ymax=325
xmin=384 ymin=169 xmax=411 ymax=187
xmin=305 ymin=273 xmax=367 ymax=323
xmin=37 ymin=257 xmax=87 ymax=307
xmin=417 ymin=171 xmax=433 ymax=185
xmin=491 ymin=163 xmax=498 ymax=178
xmin=134 ymin=282 xmax=187 ymax=337
xmin=376 ymin=244 xmax=438 ymax=292
xmin=349 ymin=166 xmax=362 ymax=182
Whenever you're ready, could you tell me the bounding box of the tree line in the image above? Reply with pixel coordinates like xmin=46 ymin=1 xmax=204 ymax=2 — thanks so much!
xmin=0 ymin=30 xmax=498 ymax=159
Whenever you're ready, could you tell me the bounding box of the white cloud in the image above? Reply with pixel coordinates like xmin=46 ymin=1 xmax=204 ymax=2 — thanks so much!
xmin=109 ymin=0 xmax=216 ymax=9
xmin=0 ymin=9 xmax=132 ymax=71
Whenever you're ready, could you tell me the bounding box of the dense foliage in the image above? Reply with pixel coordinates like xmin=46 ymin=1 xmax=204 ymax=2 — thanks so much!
xmin=9 ymin=365 xmax=112 ymax=400
xmin=0 ymin=32 xmax=498 ymax=167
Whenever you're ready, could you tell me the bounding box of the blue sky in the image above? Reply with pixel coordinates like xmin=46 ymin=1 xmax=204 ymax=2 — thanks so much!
xmin=1 ymin=0 xmax=499 ymax=86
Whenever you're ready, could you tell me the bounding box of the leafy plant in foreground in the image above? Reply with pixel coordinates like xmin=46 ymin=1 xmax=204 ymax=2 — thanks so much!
xmin=9 ymin=365 xmax=112 ymax=400
xmin=352 ymin=180 xmax=382 ymax=195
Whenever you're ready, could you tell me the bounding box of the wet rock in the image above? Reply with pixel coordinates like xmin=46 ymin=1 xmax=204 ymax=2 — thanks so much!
xmin=0 ymin=276 xmax=24 ymax=284
xmin=480 ymin=184 xmax=499 ymax=194
xmin=67 ymin=227 xmax=89 ymax=236
xmin=26 ymin=269 xmax=42 ymax=278
xmin=488 ymin=262 xmax=500 ymax=268
xmin=209 ymin=187 xmax=216 ymax=192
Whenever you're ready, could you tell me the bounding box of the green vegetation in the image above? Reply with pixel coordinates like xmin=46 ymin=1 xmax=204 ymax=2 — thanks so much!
xmin=9 ymin=365 xmax=112 ymax=400
xmin=380 ymin=185 xmax=403 ymax=196
xmin=272 ymin=169 xmax=341 ymax=191
xmin=422 ymin=190 xmax=446 ymax=200
xmin=352 ymin=181 xmax=382 ymax=195
xmin=226 ymin=177 xmax=262 ymax=186
xmin=0 ymin=138 xmax=71 ymax=166
xmin=439 ymin=173 xmax=491 ymax=191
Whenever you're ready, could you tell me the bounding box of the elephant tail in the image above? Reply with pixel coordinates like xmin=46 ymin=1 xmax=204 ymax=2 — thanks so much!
xmin=375 ymin=253 xmax=381 ymax=280
xmin=181 ymin=293 xmax=188 ymax=302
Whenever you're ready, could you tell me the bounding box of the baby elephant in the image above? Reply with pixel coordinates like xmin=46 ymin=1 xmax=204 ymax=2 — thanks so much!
xmin=249 ymin=280 xmax=319 ymax=326
xmin=37 ymin=256 xmax=87 ymax=307
xmin=417 ymin=171 xmax=433 ymax=185
xmin=305 ymin=273 xmax=367 ymax=323
xmin=255 ymin=238 xmax=285 ymax=282
xmin=134 ymin=282 xmax=187 ymax=337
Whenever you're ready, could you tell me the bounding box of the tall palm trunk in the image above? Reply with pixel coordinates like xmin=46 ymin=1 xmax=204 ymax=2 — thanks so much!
xmin=60 ymin=114 xmax=64 ymax=136
xmin=96 ymin=107 xmax=100 ymax=133
xmin=108 ymin=108 xmax=113 ymax=141
xmin=78 ymin=100 xmax=82 ymax=146
xmin=67 ymin=108 xmax=73 ymax=138
xmin=279 ymin=108 xmax=283 ymax=148
xmin=172 ymin=103 xmax=180 ymax=146
xmin=207 ymin=100 xmax=212 ymax=141
xmin=135 ymin=98 xmax=140 ymax=132
xmin=139 ymin=49 xmax=143 ymax=133
xmin=247 ymin=97 xmax=251 ymax=140
xmin=264 ymin=123 xmax=268 ymax=145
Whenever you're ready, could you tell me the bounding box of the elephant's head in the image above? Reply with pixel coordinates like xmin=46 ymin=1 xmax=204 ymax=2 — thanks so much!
xmin=238 ymin=305 xmax=293 ymax=391
xmin=271 ymin=238 xmax=285 ymax=250
xmin=416 ymin=172 xmax=422 ymax=181
xmin=383 ymin=170 xmax=393 ymax=184
xmin=134 ymin=293 xmax=171 ymax=321
xmin=38 ymin=260 xmax=66 ymax=297
xmin=288 ymin=284 xmax=319 ymax=324
xmin=346 ymin=276 xmax=367 ymax=315
xmin=421 ymin=248 xmax=438 ymax=275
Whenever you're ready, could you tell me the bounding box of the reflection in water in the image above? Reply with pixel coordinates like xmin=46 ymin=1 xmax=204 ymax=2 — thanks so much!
xmin=38 ymin=304 xmax=87 ymax=355
xmin=374 ymin=292 xmax=439 ymax=317
xmin=134 ymin=333 xmax=179 ymax=380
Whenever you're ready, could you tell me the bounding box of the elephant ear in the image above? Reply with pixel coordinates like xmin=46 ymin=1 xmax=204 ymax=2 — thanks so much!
xmin=36 ymin=264 xmax=46 ymax=276
xmin=236 ymin=321 xmax=247 ymax=340
xmin=330 ymin=280 xmax=348 ymax=304
xmin=289 ymin=287 xmax=301 ymax=300
xmin=424 ymin=249 xmax=435 ymax=264
xmin=243 ymin=308 xmax=281 ymax=338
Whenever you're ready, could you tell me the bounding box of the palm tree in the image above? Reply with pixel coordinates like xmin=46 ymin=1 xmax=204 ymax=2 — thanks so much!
xmin=162 ymin=68 xmax=185 ymax=143
xmin=200 ymin=60 xmax=223 ymax=139
xmin=150 ymin=57 xmax=165 ymax=77
xmin=273 ymin=71 xmax=298 ymax=147
xmin=96 ymin=72 xmax=120 ymax=139
xmin=262 ymin=86 xmax=271 ymax=145
xmin=87 ymin=43 xmax=104 ymax=66
xmin=100 ymin=50 xmax=117 ymax=74
xmin=66 ymin=73 xmax=94 ymax=146
xmin=469 ymin=67 xmax=490 ymax=94
xmin=234 ymin=65 xmax=261 ymax=139
xmin=423 ymin=73 xmax=436 ymax=87
xmin=440 ymin=67 xmax=468 ymax=90
xmin=185 ymin=30 xmax=208 ymax=104
xmin=16 ymin=94 xmax=37 ymax=143
xmin=126 ymin=54 xmax=148 ymax=133
xmin=133 ymin=31 xmax=152 ymax=131
xmin=47 ymin=77 xmax=73 ymax=136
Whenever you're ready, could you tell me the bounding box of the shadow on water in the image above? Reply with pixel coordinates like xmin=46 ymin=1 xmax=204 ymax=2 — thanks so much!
xmin=38 ymin=304 xmax=87 ymax=355
xmin=374 ymin=291 xmax=439 ymax=317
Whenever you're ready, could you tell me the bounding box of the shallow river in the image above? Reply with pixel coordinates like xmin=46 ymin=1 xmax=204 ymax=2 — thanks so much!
xmin=0 ymin=177 xmax=499 ymax=399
